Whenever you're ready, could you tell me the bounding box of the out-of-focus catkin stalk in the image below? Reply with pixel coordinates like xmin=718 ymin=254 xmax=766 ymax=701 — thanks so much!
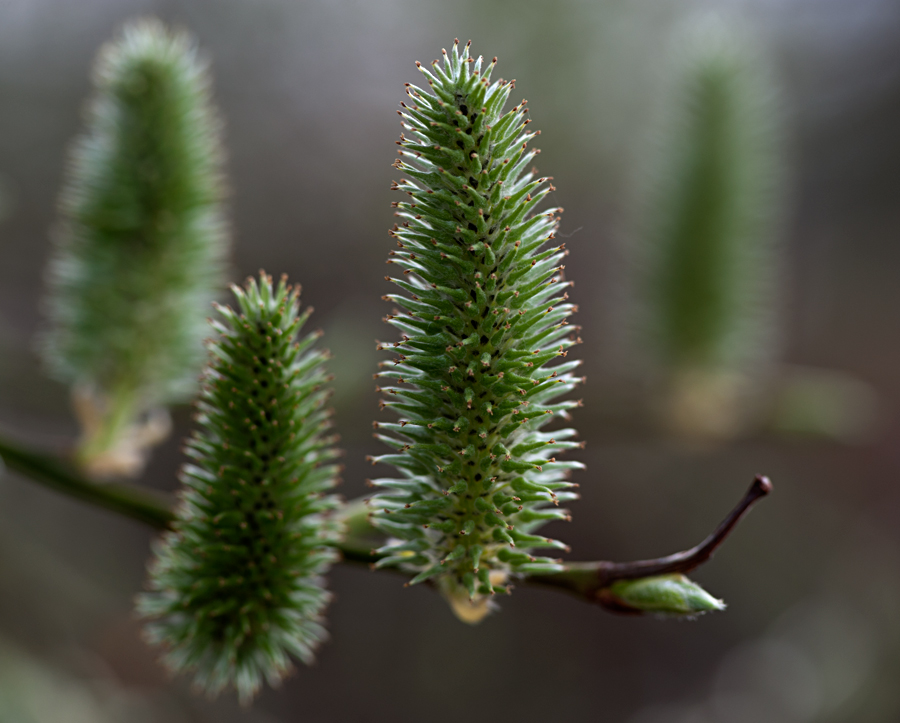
xmin=42 ymin=19 xmax=229 ymax=476
xmin=633 ymin=20 xmax=784 ymax=439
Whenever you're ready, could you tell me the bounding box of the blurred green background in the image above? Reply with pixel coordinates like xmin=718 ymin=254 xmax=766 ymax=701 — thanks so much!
xmin=2 ymin=0 xmax=900 ymax=721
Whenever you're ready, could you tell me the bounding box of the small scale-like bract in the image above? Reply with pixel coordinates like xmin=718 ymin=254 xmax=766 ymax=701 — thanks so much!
xmin=606 ymin=574 xmax=725 ymax=616
xmin=369 ymin=41 xmax=584 ymax=622
xmin=633 ymin=20 xmax=783 ymax=438
xmin=137 ymin=273 xmax=341 ymax=703
xmin=42 ymin=18 xmax=228 ymax=476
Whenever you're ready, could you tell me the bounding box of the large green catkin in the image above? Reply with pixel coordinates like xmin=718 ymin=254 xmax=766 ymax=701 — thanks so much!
xmin=42 ymin=19 xmax=228 ymax=476
xmin=369 ymin=41 xmax=584 ymax=622
xmin=636 ymin=22 xmax=783 ymax=437
xmin=137 ymin=273 xmax=341 ymax=703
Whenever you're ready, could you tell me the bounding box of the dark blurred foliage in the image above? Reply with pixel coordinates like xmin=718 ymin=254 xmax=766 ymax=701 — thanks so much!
xmin=2 ymin=0 xmax=900 ymax=721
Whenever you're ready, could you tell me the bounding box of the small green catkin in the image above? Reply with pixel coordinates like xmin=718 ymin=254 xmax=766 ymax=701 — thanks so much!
xmin=42 ymin=18 xmax=228 ymax=476
xmin=369 ymin=41 xmax=584 ymax=622
xmin=137 ymin=273 xmax=341 ymax=703
xmin=635 ymin=21 xmax=783 ymax=437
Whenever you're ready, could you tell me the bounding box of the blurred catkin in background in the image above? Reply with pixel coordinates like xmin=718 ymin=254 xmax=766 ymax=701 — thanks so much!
xmin=41 ymin=19 xmax=229 ymax=477
xmin=630 ymin=17 xmax=784 ymax=441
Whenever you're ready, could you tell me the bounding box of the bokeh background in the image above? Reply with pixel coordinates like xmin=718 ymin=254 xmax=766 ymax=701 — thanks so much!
xmin=2 ymin=0 xmax=900 ymax=721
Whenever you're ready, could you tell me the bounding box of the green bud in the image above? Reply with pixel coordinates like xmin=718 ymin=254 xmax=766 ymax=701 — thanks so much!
xmin=606 ymin=574 xmax=725 ymax=616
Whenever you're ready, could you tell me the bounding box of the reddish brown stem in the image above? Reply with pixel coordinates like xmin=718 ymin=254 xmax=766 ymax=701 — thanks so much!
xmin=528 ymin=476 xmax=772 ymax=610
xmin=0 ymin=430 xmax=770 ymax=616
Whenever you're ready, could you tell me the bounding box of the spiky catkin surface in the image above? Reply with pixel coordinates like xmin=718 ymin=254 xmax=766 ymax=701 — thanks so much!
xmin=43 ymin=18 xmax=228 ymax=407
xmin=369 ymin=41 xmax=584 ymax=607
xmin=138 ymin=274 xmax=341 ymax=703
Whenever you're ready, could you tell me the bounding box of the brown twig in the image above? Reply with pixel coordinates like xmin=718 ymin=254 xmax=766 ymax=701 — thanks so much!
xmin=0 ymin=431 xmax=770 ymax=615
xmin=526 ymin=476 xmax=771 ymax=610
xmin=0 ymin=433 xmax=176 ymax=530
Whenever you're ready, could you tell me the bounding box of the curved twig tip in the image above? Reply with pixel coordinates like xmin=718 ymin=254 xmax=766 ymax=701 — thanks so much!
xmin=753 ymin=474 xmax=773 ymax=496
xmin=525 ymin=474 xmax=774 ymax=608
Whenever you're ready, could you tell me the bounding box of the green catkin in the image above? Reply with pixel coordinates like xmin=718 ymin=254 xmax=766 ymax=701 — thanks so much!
xmin=369 ymin=41 xmax=584 ymax=622
xmin=635 ymin=21 xmax=783 ymax=438
xmin=137 ymin=273 xmax=341 ymax=703
xmin=42 ymin=19 xmax=229 ymax=475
